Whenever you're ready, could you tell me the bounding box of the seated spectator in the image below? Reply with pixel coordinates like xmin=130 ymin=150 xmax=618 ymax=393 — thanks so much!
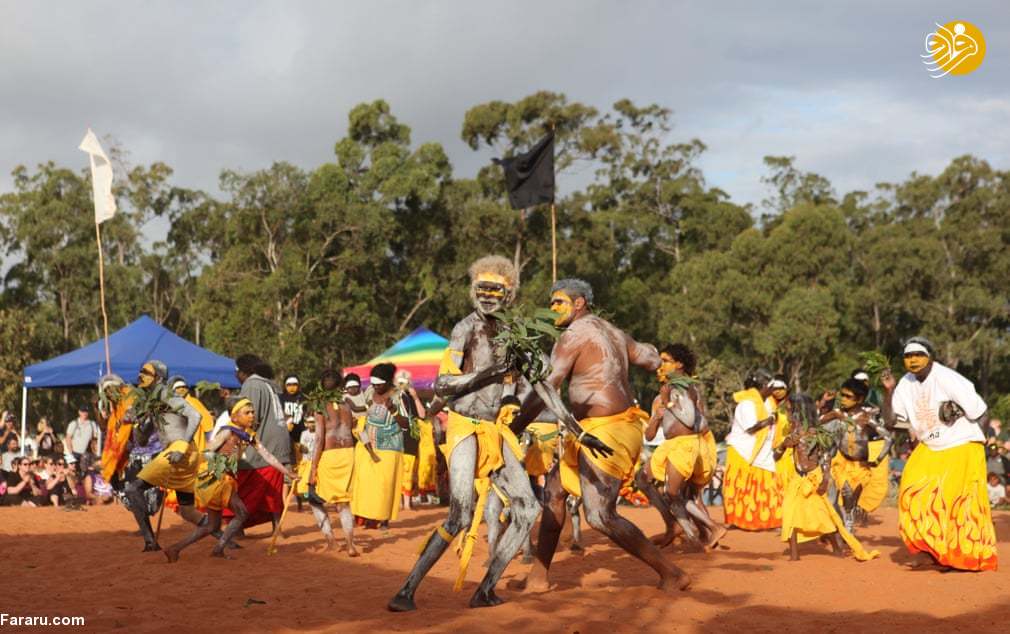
xmin=80 ymin=454 xmax=114 ymax=505
xmin=987 ymin=473 xmax=1008 ymax=507
xmin=986 ymin=441 xmax=1009 ymax=483
xmin=35 ymin=419 xmax=58 ymax=459
xmin=39 ymin=458 xmax=69 ymax=506
xmin=1 ymin=437 xmax=20 ymax=471
xmin=3 ymin=457 xmax=42 ymax=507
xmin=63 ymin=458 xmax=87 ymax=506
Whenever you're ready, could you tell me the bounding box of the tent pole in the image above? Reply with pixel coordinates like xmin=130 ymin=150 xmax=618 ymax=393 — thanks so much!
xmin=20 ymin=385 xmax=27 ymax=457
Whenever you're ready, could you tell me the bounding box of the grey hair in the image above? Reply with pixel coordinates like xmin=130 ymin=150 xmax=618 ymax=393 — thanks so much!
xmin=552 ymin=278 xmax=594 ymax=306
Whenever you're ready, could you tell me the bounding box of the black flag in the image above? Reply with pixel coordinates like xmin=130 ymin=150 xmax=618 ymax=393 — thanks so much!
xmin=493 ymin=131 xmax=555 ymax=209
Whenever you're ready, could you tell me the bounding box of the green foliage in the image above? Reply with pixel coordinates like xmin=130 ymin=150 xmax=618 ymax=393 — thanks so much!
xmin=2 ymin=97 xmax=1009 ymax=440
xmin=491 ymin=308 xmax=561 ymax=383
xmin=199 ymin=451 xmax=239 ymax=488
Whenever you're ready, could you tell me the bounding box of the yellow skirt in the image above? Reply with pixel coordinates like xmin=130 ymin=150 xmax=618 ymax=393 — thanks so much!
xmin=350 ymin=445 xmax=402 ymax=521
xmin=560 ymin=407 xmax=648 ymax=498
xmin=195 ymin=472 xmax=237 ymax=511
xmin=416 ymin=419 xmax=437 ymax=493
xmin=831 ymin=442 xmax=890 ymax=513
xmin=295 ymin=459 xmax=311 ymax=495
xmin=775 ymin=448 xmax=795 ymax=487
xmin=781 ymin=468 xmax=879 ymax=561
xmin=898 ymin=442 xmax=998 ymax=571
xmin=316 ymin=447 xmax=354 ymax=504
xmin=723 ymin=446 xmax=783 ymax=530
xmin=524 ymin=422 xmax=559 ymax=477
xmin=649 ymin=431 xmax=716 ymax=486
xmin=137 ymin=440 xmax=200 ymax=493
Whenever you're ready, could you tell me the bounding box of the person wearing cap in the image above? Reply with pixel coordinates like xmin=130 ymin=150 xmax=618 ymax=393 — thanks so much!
xmin=881 ymin=337 xmax=998 ymax=571
xmin=723 ymin=368 xmax=783 ymax=530
xmin=281 ymin=374 xmax=306 ymax=445
xmin=819 ymin=378 xmax=893 ymax=532
xmin=65 ymin=405 xmax=100 ymax=464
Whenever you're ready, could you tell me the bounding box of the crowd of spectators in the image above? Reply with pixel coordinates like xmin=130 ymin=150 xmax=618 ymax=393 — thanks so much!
xmin=0 ymin=408 xmax=113 ymax=508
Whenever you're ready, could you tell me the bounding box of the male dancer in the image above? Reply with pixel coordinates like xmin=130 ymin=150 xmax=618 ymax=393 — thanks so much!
xmin=307 ymin=382 xmax=359 ymax=555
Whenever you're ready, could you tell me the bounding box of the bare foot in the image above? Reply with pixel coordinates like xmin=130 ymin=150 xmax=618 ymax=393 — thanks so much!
xmin=142 ymin=542 xmax=162 ymax=553
xmin=658 ymin=571 xmax=691 ymax=592
xmin=387 ymin=590 xmax=416 ymax=612
xmin=651 ymin=532 xmax=675 ymax=548
xmin=469 ymin=588 xmax=505 ymax=608
xmin=569 ymin=542 xmax=585 ymax=553
xmin=705 ymin=525 xmax=728 ymax=550
xmin=347 ymin=543 xmax=360 ymax=557
xmin=211 ymin=549 xmax=236 ymax=560
xmin=519 ymin=566 xmax=552 ymax=593
xmin=163 ymin=548 xmax=180 ymax=563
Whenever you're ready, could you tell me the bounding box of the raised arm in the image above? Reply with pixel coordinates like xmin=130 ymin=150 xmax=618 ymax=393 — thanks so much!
xmin=511 ymin=334 xmax=578 ymax=434
xmin=254 ymin=438 xmax=297 ymax=479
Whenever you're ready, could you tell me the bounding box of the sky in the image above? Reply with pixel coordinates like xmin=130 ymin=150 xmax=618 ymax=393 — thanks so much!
xmin=1 ymin=1 xmax=1007 ymax=215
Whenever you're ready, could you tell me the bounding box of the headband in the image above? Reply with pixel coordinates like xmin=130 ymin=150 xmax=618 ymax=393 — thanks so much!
xmin=344 ymin=380 xmax=360 ymax=388
xmin=370 ymin=377 xmax=387 ymax=385
xmin=853 ymin=372 xmax=869 ymax=382
xmin=285 ymin=377 xmax=299 ymax=385
xmin=770 ymin=380 xmax=787 ymax=390
xmin=903 ymin=342 xmax=930 ymax=356
xmin=230 ymin=398 xmax=253 ymax=417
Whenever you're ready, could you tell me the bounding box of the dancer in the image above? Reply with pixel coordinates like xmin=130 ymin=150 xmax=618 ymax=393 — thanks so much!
xmin=307 ymin=382 xmax=359 ymax=556
xmin=514 ymin=278 xmax=691 ymax=593
xmin=780 ymin=394 xmax=880 ymax=562
xmin=390 ymin=256 xmax=583 ymax=611
xmin=164 ymin=398 xmax=297 ymax=561
xmin=723 ymin=369 xmax=783 ymax=530
xmin=635 ymin=343 xmax=725 ymax=550
xmin=820 ymin=378 xmax=893 ymax=531
xmin=882 ymin=337 xmax=998 ymax=571
xmin=124 ymin=361 xmax=205 ymax=551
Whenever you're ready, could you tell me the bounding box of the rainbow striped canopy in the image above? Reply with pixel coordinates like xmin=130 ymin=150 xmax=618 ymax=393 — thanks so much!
xmin=342 ymin=326 xmax=448 ymax=390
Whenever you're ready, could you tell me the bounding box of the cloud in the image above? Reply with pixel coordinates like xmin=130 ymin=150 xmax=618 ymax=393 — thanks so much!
xmin=0 ymin=0 xmax=1006 ymax=216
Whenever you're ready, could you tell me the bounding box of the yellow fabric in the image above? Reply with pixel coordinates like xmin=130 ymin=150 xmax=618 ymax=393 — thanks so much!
xmin=560 ymin=407 xmax=649 ymax=498
xmin=195 ymin=472 xmax=236 ymax=511
xmin=230 ymin=397 xmax=253 ymax=417
xmin=416 ymin=419 xmax=437 ymax=492
xmin=185 ymin=394 xmax=216 ymax=457
xmin=780 ymin=468 xmax=880 ymax=561
xmin=316 ymin=447 xmax=354 ymax=503
xmin=353 ymin=415 xmax=367 ymax=442
xmin=649 ymin=431 xmax=716 ymax=486
xmin=295 ymin=458 xmax=311 ymax=495
xmin=861 ymin=439 xmax=890 ymax=512
xmin=772 ymin=410 xmax=795 ymax=486
xmin=137 ymin=439 xmax=200 ymax=493
xmin=402 ymin=453 xmax=417 ymax=495
xmin=100 ymin=390 xmax=135 ymax=483
xmin=898 ymin=442 xmax=998 ymax=571
xmin=350 ymin=444 xmax=403 ymax=521
xmin=723 ymin=445 xmax=783 ymax=530
xmin=444 ymin=407 xmax=523 ymax=591
xmin=524 ymin=422 xmax=559 ymax=476
xmin=733 ymin=388 xmax=771 ymax=463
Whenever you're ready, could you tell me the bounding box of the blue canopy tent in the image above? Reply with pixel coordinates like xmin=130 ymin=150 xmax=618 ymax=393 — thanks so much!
xmin=20 ymin=315 xmax=239 ymax=454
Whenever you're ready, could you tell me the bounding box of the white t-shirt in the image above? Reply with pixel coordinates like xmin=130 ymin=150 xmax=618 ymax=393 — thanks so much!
xmin=725 ymin=398 xmax=776 ymax=472
xmin=891 ymin=362 xmax=987 ymax=451
xmin=299 ymin=428 xmax=316 ymax=460
xmin=212 ymin=411 xmax=231 ymax=437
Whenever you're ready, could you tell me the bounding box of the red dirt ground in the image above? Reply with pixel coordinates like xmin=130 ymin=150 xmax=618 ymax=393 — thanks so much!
xmin=1 ymin=503 xmax=1007 ymax=633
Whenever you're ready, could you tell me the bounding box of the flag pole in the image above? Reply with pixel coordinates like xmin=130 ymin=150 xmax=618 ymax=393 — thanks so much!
xmin=551 ymin=202 xmax=557 ymax=283
xmin=90 ymin=151 xmax=112 ymax=374
xmin=550 ymin=122 xmax=557 ymax=283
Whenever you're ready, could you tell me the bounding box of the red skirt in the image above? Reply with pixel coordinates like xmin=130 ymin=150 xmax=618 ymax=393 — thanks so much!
xmin=222 ymin=466 xmax=284 ymax=528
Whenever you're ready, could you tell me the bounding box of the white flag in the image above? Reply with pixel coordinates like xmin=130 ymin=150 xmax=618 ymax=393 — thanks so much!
xmin=78 ymin=128 xmax=117 ymax=224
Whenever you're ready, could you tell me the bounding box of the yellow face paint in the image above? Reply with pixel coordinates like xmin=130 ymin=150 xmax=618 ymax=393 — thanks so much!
xmin=174 ymin=386 xmax=188 ymax=397
xmin=550 ymin=291 xmax=575 ymax=326
xmin=233 ymin=404 xmax=256 ymax=429
xmin=656 ymin=353 xmax=680 ymax=384
xmin=137 ymin=363 xmax=156 ymax=388
xmin=477 ymin=272 xmax=508 ymax=286
xmin=285 ymin=384 xmax=299 ymax=395
xmin=839 ymin=391 xmax=859 ymax=410
xmin=903 ymin=353 xmax=930 ymax=374
xmin=497 ymin=404 xmax=520 ymax=426
xmin=772 ymin=388 xmax=788 ymax=402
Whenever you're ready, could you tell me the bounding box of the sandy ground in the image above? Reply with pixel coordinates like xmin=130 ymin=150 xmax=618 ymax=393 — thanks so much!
xmin=1 ymin=502 xmax=1008 ymax=633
